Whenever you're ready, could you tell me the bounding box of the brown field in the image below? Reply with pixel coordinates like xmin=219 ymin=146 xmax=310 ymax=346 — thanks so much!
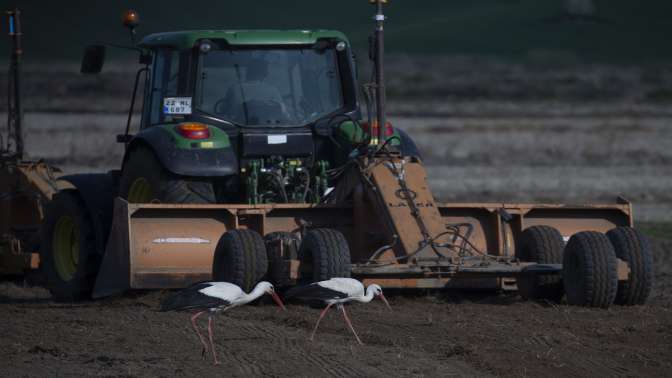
xmin=1 ymin=234 xmax=670 ymax=377
xmin=1 ymin=59 xmax=671 ymax=377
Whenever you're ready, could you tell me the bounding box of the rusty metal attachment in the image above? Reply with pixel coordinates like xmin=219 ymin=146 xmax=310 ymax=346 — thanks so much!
xmin=90 ymin=157 xmax=633 ymax=296
xmin=0 ymin=160 xmax=63 ymax=274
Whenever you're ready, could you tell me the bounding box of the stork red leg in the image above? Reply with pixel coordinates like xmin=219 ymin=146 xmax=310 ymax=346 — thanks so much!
xmin=190 ymin=311 xmax=209 ymax=358
xmin=310 ymin=303 xmax=334 ymax=341
xmin=338 ymin=304 xmax=363 ymax=345
xmin=207 ymin=314 xmax=220 ymax=365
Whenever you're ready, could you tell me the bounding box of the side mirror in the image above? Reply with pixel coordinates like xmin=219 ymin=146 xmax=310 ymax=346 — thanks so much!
xmin=81 ymin=45 xmax=106 ymax=74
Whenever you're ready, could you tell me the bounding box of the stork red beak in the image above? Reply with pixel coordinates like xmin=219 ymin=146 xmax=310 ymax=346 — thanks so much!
xmin=270 ymin=291 xmax=286 ymax=311
xmin=378 ymin=294 xmax=392 ymax=311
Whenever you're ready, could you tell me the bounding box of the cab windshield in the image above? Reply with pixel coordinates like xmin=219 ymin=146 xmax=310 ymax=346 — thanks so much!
xmin=195 ymin=47 xmax=344 ymax=127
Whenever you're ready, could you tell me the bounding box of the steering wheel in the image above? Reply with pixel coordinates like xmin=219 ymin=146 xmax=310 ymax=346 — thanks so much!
xmin=242 ymin=99 xmax=292 ymax=124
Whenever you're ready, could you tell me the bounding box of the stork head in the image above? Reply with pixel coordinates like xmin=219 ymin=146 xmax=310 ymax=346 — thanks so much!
xmin=256 ymin=281 xmax=286 ymax=311
xmin=367 ymin=284 xmax=392 ymax=311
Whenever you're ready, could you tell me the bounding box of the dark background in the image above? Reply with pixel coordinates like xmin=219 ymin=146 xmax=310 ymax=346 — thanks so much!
xmin=2 ymin=0 xmax=672 ymax=63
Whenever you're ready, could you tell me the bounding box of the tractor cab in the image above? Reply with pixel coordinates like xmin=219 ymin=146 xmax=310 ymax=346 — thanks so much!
xmin=82 ymin=29 xmax=371 ymax=205
xmin=137 ymin=31 xmax=360 ymax=131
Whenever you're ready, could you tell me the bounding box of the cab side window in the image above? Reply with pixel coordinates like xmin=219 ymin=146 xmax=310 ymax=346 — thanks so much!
xmin=146 ymin=49 xmax=190 ymax=126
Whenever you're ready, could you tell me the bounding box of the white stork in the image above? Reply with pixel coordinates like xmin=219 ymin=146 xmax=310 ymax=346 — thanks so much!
xmin=285 ymin=278 xmax=391 ymax=345
xmin=160 ymin=281 xmax=285 ymax=365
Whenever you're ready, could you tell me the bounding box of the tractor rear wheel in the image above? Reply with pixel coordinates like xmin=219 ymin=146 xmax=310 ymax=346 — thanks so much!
xmin=212 ymin=229 xmax=268 ymax=292
xmin=298 ymin=228 xmax=351 ymax=282
xmin=119 ymin=147 xmax=215 ymax=204
xmin=606 ymin=227 xmax=653 ymax=305
xmin=516 ymin=226 xmax=565 ymax=302
xmin=40 ymin=191 xmax=100 ymax=301
xmin=563 ymin=231 xmax=618 ymax=308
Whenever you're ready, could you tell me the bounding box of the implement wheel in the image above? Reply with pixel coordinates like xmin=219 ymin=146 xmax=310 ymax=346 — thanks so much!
xmin=563 ymin=231 xmax=618 ymax=308
xmin=606 ymin=227 xmax=653 ymax=305
xmin=119 ymin=147 xmax=215 ymax=204
xmin=40 ymin=191 xmax=100 ymax=301
xmin=299 ymin=228 xmax=351 ymax=282
xmin=516 ymin=225 xmax=565 ymax=302
xmin=212 ymin=229 xmax=268 ymax=292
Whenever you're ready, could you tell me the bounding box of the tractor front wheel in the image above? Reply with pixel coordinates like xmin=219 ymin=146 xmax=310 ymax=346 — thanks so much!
xmin=119 ymin=147 xmax=216 ymax=204
xmin=40 ymin=191 xmax=100 ymax=302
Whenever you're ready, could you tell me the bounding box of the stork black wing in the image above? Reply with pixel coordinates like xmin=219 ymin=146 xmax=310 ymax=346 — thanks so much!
xmin=160 ymin=282 xmax=231 ymax=312
xmin=284 ymin=282 xmax=349 ymax=302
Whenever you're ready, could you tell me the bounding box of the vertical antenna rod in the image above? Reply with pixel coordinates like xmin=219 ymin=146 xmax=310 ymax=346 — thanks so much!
xmin=371 ymin=0 xmax=387 ymax=146
xmin=6 ymin=8 xmax=23 ymax=158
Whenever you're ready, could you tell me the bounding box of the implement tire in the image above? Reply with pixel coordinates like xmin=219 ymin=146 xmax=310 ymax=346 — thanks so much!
xmin=119 ymin=147 xmax=215 ymax=204
xmin=516 ymin=226 xmax=565 ymax=302
xmin=563 ymin=231 xmax=618 ymax=308
xmin=299 ymin=228 xmax=351 ymax=282
xmin=212 ymin=229 xmax=268 ymax=292
xmin=40 ymin=191 xmax=100 ymax=302
xmin=606 ymin=227 xmax=653 ymax=305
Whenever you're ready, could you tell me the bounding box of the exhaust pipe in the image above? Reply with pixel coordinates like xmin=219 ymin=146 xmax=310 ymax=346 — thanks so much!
xmin=370 ymin=0 xmax=387 ymax=147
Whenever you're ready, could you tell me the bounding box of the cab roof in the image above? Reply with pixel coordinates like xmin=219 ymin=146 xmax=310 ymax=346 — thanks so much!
xmin=138 ymin=30 xmax=349 ymax=49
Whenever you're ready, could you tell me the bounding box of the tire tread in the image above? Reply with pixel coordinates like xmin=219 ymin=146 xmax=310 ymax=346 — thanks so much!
xmin=299 ymin=228 xmax=351 ymax=282
xmin=516 ymin=225 xmax=564 ymax=301
xmin=563 ymin=231 xmax=618 ymax=308
xmin=606 ymin=227 xmax=653 ymax=305
xmin=212 ymin=229 xmax=267 ymax=292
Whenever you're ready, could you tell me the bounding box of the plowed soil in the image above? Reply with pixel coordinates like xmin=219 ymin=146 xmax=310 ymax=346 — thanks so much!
xmin=1 ymin=238 xmax=670 ymax=378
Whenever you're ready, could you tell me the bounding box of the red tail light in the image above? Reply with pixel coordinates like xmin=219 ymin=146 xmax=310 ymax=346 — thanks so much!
xmin=176 ymin=122 xmax=210 ymax=139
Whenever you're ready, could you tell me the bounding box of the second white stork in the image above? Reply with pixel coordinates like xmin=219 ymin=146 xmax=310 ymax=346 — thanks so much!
xmin=285 ymin=277 xmax=391 ymax=345
xmin=160 ymin=281 xmax=285 ymax=365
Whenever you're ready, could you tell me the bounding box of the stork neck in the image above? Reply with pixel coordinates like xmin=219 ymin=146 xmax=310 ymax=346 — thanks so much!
xmin=356 ymin=286 xmax=376 ymax=303
xmin=241 ymin=284 xmax=267 ymax=304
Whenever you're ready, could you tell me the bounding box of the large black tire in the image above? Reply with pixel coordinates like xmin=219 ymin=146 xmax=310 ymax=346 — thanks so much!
xmin=118 ymin=147 xmax=215 ymax=204
xmin=516 ymin=225 xmax=565 ymax=302
xmin=40 ymin=191 xmax=100 ymax=301
xmin=298 ymin=228 xmax=351 ymax=282
xmin=563 ymin=231 xmax=618 ymax=308
xmin=264 ymin=232 xmax=300 ymax=285
xmin=606 ymin=227 xmax=653 ymax=305
xmin=212 ymin=229 xmax=268 ymax=292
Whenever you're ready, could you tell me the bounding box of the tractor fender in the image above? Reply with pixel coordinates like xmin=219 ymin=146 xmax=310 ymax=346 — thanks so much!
xmin=397 ymin=128 xmax=423 ymax=160
xmin=54 ymin=173 xmax=116 ymax=256
xmin=126 ymin=127 xmax=238 ymax=177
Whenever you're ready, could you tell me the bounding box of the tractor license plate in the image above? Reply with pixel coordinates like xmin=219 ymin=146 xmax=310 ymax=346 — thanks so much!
xmin=163 ymin=97 xmax=192 ymax=114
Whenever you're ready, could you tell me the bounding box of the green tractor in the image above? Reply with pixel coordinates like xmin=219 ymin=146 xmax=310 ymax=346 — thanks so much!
xmin=89 ymin=13 xmax=419 ymax=206
xmin=39 ymin=8 xmax=419 ymax=300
